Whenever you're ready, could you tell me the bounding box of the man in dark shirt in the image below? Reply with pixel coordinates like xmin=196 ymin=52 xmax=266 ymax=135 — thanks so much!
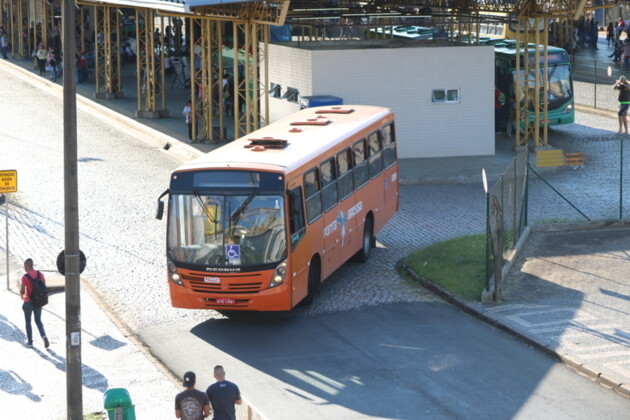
xmin=206 ymin=365 xmax=242 ymax=420
xmin=175 ymin=371 xmax=211 ymax=420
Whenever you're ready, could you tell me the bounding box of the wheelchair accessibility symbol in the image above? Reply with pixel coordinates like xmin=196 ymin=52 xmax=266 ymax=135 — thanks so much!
xmin=226 ymin=244 xmax=240 ymax=260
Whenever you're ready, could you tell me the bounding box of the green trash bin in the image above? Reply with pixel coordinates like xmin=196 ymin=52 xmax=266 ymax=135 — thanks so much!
xmin=103 ymin=388 xmax=136 ymax=420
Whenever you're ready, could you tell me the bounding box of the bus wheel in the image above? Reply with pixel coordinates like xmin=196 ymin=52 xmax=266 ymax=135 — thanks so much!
xmin=300 ymin=258 xmax=320 ymax=306
xmin=354 ymin=217 xmax=374 ymax=263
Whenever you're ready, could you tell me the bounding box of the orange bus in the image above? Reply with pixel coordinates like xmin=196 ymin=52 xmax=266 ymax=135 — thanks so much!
xmin=156 ymin=105 xmax=399 ymax=311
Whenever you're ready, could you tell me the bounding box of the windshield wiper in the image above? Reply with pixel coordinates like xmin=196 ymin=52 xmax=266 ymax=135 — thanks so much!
xmin=193 ymin=191 xmax=218 ymax=225
xmin=231 ymin=189 xmax=258 ymax=223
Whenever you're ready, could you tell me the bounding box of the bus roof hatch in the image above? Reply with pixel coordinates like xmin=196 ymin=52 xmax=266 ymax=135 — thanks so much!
xmin=244 ymin=137 xmax=289 ymax=149
xmin=315 ymin=107 xmax=355 ymax=115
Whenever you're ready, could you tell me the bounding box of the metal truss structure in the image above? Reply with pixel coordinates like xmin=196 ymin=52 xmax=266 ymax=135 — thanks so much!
xmin=185 ymin=0 xmax=289 ymax=25
xmin=135 ymin=8 xmax=168 ymax=117
xmin=93 ymin=5 xmax=123 ymax=98
xmin=0 ymin=0 xmax=616 ymax=147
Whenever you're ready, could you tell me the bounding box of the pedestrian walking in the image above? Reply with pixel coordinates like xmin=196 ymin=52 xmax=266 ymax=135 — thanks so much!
xmin=36 ymin=43 xmax=47 ymax=76
xmin=607 ymin=22 xmax=615 ymax=47
xmin=47 ymin=48 xmax=58 ymax=82
xmin=20 ymin=258 xmax=49 ymax=348
xmin=623 ymin=40 xmax=630 ymax=70
xmin=0 ymin=30 xmax=9 ymax=59
xmin=614 ymin=75 xmax=630 ymax=134
xmin=175 ymin=371 xmax=211 ymax=420
xmin=205 ymin=365 xmax=241 ymax=420
xmin=183 ymin=100 xmax=195 ymax=142
xmin=610 ymin=40 xmax=623 ymax=62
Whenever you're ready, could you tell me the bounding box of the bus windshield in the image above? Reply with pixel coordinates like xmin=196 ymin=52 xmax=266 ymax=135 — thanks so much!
xmin=168 ymin=193 xmax=287 ymax=267
xmin=514 ymin=63 xmax=572 ymax=110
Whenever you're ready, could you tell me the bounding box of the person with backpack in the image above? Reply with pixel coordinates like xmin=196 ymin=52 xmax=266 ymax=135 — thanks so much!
xmin=19 ymin=258 xmax=49 ymax=348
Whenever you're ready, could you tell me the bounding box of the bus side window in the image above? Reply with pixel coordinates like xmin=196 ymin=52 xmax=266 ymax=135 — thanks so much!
xmin=320 ymin=158 xmax=338 ymax=212
xmin=367 ymin=131 xmax=383 ymax=178
xmin=288 ymin=186 xmax=306 ymax=247
xmin=304 ymin=168 xmax=322 ymax=223
xmin=382 ymin=124 xmax=397 ymax=168
xmin=352 ymin=139 xmax=368 ymax=189
xmin=337 ymin=148 xmax=354 ymax=200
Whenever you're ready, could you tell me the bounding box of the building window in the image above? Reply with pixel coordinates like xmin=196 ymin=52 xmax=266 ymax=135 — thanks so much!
xmin=269 ymin=83 xmax=282 ymax=98
xmin=282 ymin=87 xmax=300 ymax=103
xmin=432 ymin=89 xmax=460 ymax=103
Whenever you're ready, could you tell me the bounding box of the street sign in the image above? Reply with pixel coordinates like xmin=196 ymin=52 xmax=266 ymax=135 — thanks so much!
xmin=0 ymin=170 xmax=17 ymax=193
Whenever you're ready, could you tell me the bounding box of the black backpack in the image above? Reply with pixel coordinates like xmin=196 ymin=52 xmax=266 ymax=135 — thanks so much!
xmin=27 ymin=271 xmax=48 ymax=308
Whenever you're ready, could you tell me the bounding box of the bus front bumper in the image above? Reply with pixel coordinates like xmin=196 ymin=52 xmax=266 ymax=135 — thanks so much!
xmin=169 ymin=281 xmax=292 ymax=311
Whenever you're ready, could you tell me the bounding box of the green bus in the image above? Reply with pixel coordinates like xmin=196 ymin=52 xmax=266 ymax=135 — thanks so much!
xmin=492 ymin=39 xmax=574 ymax=130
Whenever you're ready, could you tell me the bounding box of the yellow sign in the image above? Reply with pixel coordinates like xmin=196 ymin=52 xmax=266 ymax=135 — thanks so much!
xmin=0 ymin=170 xmax=17 ymax=193
xmin=536 ymin=150 xmax=564 ymax=168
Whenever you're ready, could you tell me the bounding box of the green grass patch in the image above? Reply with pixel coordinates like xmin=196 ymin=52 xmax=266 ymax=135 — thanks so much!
xmin=404 ymin=234 xmax=486 ymax=301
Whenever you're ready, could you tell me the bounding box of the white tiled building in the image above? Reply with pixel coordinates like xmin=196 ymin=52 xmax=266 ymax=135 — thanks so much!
xmin=262 ymin=39 xmax=495 ymax=158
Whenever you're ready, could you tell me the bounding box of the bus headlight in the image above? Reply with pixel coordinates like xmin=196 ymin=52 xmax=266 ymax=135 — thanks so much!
xmin=269 ymin=261 xmax=288 ymax=288
xmin=562 ymin=104 xmax=573 ymax=114
xmin=168 ymin=262 xmax=184 ymax=286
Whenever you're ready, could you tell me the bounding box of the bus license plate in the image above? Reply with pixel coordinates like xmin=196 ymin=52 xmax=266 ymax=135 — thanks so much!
xmin=216 ymin=298 xmax=236 ymax=305
xmin=204 ymin=277 xmax=220 ymax=284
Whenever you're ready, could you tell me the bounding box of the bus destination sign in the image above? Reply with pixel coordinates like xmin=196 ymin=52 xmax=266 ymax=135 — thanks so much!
xmin=0 ymin=170 xmax=17 ymax=193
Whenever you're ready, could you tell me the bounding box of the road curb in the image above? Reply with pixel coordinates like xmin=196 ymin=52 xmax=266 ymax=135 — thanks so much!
xmin=575 ymin=103 xmax=617 ymax=120
xmin=78 ymin=276 xmax=183 ymax=389
xmin=402 ymin=263 xmax=630 ymax=400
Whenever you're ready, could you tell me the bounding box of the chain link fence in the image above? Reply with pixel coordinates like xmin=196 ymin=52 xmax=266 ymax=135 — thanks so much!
xmin=573 ymin=52 xmax=627 ymax=112
xmin=485 ymin=147 xmax=529 ymax=297
xmin=485 ymin=130 xmax=630 ymax=299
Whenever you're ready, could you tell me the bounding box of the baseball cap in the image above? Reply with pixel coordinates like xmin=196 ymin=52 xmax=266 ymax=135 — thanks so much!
xmin=183 ymin=371 xmax=196 ymax=387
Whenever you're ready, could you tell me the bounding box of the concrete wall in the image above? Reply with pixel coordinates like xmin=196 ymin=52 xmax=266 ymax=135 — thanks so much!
xmin=263 ymin=42 xmax=495 ymax=158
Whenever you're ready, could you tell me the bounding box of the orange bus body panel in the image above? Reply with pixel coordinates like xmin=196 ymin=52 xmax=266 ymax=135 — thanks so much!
xmin=166 ymin=105 xmax=398 ymax=311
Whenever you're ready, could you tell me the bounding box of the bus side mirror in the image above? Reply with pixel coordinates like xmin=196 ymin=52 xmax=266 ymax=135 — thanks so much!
xmin=156 ymin=189 xmax=169 ymax=220
xmin=156 ymin=200 xmax=164 ymax=220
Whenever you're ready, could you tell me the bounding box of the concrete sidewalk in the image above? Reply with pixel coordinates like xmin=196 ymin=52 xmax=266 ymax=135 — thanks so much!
xmin=406 ymin=222 xmax=630 ymax=399
xmin=0 ymin=257 xmax=180 ymax=419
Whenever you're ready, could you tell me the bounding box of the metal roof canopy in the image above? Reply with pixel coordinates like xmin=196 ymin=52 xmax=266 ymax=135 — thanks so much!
xmin=76 ymin=0 xmax=186 ymax=14
xmin=77 ymin=0 xmax=289 ymax=25
xmin=185 ymin=0 xmax=257 ymax=13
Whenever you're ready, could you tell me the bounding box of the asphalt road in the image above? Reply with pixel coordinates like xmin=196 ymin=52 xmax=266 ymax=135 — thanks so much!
xmin=140 ymin=302 xmax=630 ymax=420
xmin=1 ymin=65 xmax=630 ymax=418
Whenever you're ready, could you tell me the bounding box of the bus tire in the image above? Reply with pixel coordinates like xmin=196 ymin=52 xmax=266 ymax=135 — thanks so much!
xmin=354 ymin=216 xmax=374 ymax=263
xmin=300 ymin=258 xmax=320 ymax=306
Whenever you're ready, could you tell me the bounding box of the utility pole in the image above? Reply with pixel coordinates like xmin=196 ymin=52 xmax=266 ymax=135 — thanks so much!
xmin=63 ymin=0 xmax=82 ymax=417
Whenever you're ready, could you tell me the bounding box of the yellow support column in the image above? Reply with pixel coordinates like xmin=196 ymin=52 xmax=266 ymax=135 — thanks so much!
xmin=94 ymin=5 xmax=123 ymax=99
xmin=209 ymin=19 xmax=224 ymax=141
xmin=233 ymin=20 xmax=267 ymax=138
xmin=189 ymin=16 xmax=203 ymax=142
xmin=136 ymin=8 xmax=164 ymax=118
xmin=9 ymin=0 xmax=15 ymax=56
xmin=159 ymin=14 xmax=167 ymax=116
